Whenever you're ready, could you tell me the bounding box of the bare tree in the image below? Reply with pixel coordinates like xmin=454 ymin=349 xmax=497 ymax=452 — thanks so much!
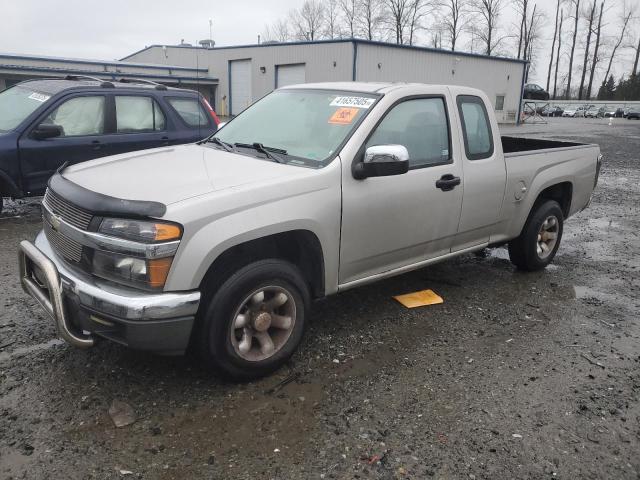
xmin=578 ymin=0 xmax=596 ymax=100
xmin=470 ymin=0 xmax=506 ymax=56
xmin=565 ymin=0 xmax=580 ymax=99
xmin=553 ymin=9 xmax=564 ymax=98
xmin=602 ymin=2 xmax=633 ymax=82
xmin=441 ymin=0 xmax=469 ymax=51
xmin=358 ymin=0 xmax=385 ymax=40
xmin=324 ymin=0 xmax=342 ymax=39
xmin=290 ymin=0 xmax=326 ymax=41
xmin=407 ymin=0 xmax=437 ymax=46
xmin=339 ymin=0 xmax=359 ymax=38
xmin=523 ymin=4 xmax=544 ymax=82
xmin=515 ymin=0 xmax=529 ymax=60
xmin=384 ymin=0 xmax=412 ymax=44
xmin=263 ymin=18 xmax=292 ymax=43
xmin=546 ymin=0 xmax=562 ymax=92
xmin=633 ymin=34 xmax=640 ymax=76
xmin=586 ymin=1 xmax=604 ymax=99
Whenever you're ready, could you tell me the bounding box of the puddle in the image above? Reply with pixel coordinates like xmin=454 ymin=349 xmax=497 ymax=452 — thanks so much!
xmin=0 ymin=338 xmax=64 ymax=363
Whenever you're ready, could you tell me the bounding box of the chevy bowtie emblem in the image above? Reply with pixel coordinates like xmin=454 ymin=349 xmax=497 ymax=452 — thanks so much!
xmin=50 ymin=213 xmax=62 ymax=232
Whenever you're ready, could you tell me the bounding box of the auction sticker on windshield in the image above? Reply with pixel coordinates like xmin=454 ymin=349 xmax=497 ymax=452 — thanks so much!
xmin=330 ymin=96 xmax=376 ymax=109
xmin=329 ymin=107 xmax=360 ymax=125
xmin=28 ymin=92 xmax=50 ymax=103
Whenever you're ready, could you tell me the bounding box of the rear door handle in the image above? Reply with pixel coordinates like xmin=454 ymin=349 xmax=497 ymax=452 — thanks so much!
xmin=161 ymin=136 xmax=170 ymax=146
xmin=436 ymin=174 xmax=461 ymax=191
xmin=91 ymin=140 xmax=102 ymax=151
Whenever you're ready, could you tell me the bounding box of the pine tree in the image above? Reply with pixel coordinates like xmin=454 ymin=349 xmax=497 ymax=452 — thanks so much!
xmin=604 ymin=75 xmax=616 ymax=100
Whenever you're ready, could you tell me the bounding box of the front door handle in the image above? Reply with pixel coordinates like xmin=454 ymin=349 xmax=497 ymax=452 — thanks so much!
xmin=161 ymin=136 xmax=170 ymax=146
xmin=91 ymin=140 xmax=102 ymax=151
xmin=436 ymin=174 xmax=461 ymax=191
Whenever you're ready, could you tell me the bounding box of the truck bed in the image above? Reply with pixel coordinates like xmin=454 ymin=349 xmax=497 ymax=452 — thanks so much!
xmin=501 ymin=136 xmax=586 ymax=155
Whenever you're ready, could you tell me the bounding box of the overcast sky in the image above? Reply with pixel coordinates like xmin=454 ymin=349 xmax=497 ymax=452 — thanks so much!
xmin=1 ymin=0 xmax=636 ymax=89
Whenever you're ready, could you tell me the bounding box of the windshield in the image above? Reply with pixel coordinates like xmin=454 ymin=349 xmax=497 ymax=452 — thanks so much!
xmin=0 ymin=86 xmax=51 ymax=133
xmin=213 ymin=89 xmax=378 ymax=166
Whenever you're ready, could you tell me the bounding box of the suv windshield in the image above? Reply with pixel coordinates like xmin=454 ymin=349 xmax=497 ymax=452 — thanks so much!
xmin=213 ymin=89 xmax=378 ymax=166
xmin=0 ymin=86 xmax=52 ymax=133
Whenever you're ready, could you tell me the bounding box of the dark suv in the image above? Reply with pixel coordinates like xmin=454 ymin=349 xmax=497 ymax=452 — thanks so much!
xmin=0 ymin=76 xmax=219 ymax=212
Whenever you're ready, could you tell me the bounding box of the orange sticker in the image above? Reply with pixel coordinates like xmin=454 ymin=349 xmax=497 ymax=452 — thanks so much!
xmin=328 ymin=107 xmax=359 ymax=125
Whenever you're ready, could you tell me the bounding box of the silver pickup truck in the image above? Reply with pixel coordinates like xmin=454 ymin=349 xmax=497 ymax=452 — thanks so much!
xmin=18 ymin=82 xmax=602 ymax=379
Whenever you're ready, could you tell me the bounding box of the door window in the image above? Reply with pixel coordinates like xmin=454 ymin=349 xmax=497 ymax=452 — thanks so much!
xmin=41 ymin=96 xmax=105 ymax=137
xmin=115 ymin=96 xmax=165 ymax=133
xmin=365 ymin=98 xmax=451 ymax=169
xmin=457 ymin=95 xmax=494 ymax=160
xmin=167 ymin=97 xmax=209 ymax=128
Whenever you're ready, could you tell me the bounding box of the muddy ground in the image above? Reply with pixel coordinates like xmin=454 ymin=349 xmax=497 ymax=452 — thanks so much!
xmin=0 ymin=117 xmax=639 ymax=479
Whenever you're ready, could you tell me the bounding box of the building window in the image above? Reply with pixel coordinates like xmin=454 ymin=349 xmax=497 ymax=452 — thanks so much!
xmin=495 ymin=95 xmax=505 ymax=111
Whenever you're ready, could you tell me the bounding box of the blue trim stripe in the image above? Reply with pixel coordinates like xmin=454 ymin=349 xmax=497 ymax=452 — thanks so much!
xmin=0 ymin=52 xmax=207 ymax=73
xmin=0 ymin=64 xmax=218 ymax=84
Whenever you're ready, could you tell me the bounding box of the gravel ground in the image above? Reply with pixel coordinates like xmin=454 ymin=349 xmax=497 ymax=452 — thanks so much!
xmin=0 ymin=117 xmax=639 ymax=479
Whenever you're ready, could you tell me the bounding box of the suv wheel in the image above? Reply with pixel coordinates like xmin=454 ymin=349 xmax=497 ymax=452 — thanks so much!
xmin=508 ymin=200 xmax=564 ymax=271
xmin=196 ymin=259 xmax=309 ymax=380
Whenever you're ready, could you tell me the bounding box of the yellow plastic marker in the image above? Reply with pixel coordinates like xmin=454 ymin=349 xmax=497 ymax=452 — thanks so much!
xmin=393 ymin=289 xmax=444 ymax=308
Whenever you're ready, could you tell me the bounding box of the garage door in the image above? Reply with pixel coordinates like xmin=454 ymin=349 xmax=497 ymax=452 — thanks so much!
xmin=230 ymin=59 xmax=252 ymax=115
xmin=276 ymin=64 xmax=306 ymax=88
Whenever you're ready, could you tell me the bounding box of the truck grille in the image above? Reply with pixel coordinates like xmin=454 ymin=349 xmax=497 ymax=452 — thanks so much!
xmin=43 ymin=219 xmax=84 ymax=263
xmin=41 ymin=188 xmax=93 ymax=264
xmin=42 ymin=189 xmax=93 ymax=230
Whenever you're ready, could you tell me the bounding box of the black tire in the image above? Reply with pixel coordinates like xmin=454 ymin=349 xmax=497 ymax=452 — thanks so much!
xmin=508 ymin=200 xmax=564 ymax=271
xmin=196 ymin=259 xmax=309 ymax=381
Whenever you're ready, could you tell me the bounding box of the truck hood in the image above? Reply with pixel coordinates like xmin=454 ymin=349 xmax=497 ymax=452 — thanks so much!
xmin=62 ymin=144 xmax=309 ymax=206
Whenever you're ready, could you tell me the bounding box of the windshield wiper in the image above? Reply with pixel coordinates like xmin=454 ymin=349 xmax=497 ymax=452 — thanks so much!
xmin=234 ymin=142 xmax=287 ymax=163
xmin=205 ymin=136 xmax=235 ymax=152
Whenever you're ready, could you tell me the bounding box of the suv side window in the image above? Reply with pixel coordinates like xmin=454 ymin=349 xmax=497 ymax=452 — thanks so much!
xmin=167 ymin=97 xmax=209 ymax=128
xmin=115 ymin=96 xmax=165 ymax=133
xmin=456 ymin=95 xmax=494 ymax=160
xmin=41 ymin=96 xmax=105 ymax=137
xmin=365 ymin=97 xmax=451 ymax=169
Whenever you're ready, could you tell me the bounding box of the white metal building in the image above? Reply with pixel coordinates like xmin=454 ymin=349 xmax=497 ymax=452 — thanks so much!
xmin=122 ymin=39 xmax=527 ymax=123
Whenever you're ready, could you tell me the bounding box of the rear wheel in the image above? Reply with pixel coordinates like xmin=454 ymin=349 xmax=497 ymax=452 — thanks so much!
xmin=508 ymin=200 xmax=564 ymax=271
xmin=196 ymin=259 xmax=309 ymax=380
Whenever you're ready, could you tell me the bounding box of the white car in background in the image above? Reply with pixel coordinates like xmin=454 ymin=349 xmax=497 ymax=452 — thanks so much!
xmin=563 ymin=106 xmax=589 ymax=117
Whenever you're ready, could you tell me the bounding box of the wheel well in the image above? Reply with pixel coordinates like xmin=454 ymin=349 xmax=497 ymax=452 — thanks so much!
xmin=199 ymin=230 xmax=325 ymax=301
xmin=0 ymin=171 xmax=20 ymax=199
xmin=535 ymin=182 xmax=572 ymax=218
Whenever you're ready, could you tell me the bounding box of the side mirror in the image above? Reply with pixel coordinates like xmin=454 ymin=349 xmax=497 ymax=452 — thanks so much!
xmin=353 ymin=145 xmax=410 ymax=180
xmin=32 ymin=124 xmax=63 ymax=140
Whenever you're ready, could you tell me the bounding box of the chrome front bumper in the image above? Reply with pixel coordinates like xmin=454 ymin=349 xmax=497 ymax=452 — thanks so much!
xmin=18 ymin=231 xmax=201 ymax=352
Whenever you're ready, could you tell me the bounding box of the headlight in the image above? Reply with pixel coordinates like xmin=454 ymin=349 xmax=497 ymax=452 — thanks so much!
xmin=93 ymin=250 xmax=173 ymax=290
xmin=92 ymin=218 xmax=182 ymax=290
xmin=99 ymin=218 xmax=182 ymax=243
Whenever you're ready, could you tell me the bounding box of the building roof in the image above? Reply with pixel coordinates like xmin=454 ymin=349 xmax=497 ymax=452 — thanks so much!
xmin=0 ymin=52 xmax=217 ymax=84
xmin=121 ymin=38 xmax=527 ymax=66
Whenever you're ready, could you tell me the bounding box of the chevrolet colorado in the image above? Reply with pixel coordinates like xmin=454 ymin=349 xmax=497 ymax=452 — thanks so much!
xmin=18 ymin=82 xmax=602 ymax=379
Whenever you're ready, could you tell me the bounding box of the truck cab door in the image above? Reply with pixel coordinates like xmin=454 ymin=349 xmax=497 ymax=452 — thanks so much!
xmin=450 ymin=93 xmax=507 ymax=252
xmin=106 ymin=94 xmax=172 ymax=156
xmin=18 ymin=94 xmax=108 ymax=195
xmin=339 ymin=95 xmax=463 ymax=286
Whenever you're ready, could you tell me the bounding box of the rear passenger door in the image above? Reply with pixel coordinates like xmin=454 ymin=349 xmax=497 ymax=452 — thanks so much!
xmin=451 ymin=92 xmax=506 ymax=251
xmin=106 ymin=94 xmax=170 ymax=156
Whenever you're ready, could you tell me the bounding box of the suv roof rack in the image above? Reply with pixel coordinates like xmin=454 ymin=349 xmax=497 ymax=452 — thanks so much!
xmin=118 ymin=78 xmax=168 ymax=90
xmin=64 ymin=74 xmax=115 ymax=88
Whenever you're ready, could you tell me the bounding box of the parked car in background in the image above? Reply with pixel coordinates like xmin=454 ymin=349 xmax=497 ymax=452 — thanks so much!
xmin=0 ymin=76 xmax=219 ymax=213
xmin=18 ymin=82 xmax=602 ymax=379
xmin=585 ymin=106 xmax=605 ymax=118
xmin=542 ymin=105 xmax=564 ymax=117
xmin=523 ymin=83 xmax=550 ymax=101
xmin=627 ymin=109 xmax=640 ymax=120
xmin=604 ymin=107 xmax=624 ymax=118
xmin=562 ymin=106 xmax=586 ymax=117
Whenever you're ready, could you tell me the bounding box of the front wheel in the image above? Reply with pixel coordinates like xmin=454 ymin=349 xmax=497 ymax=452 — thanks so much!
xmin=196 ymin=259 xmax=309 ymax=380
xmin=508 ymin=200 xmax=564 ymax=271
